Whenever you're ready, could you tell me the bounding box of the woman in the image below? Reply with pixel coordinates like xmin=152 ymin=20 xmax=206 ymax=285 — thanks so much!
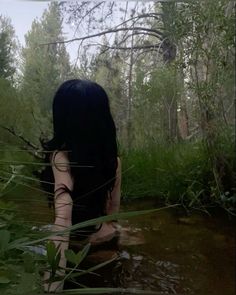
xmin=43 ymin=79 xmax=121 ymax=292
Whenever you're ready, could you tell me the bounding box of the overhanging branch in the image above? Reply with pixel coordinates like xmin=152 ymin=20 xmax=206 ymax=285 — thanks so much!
xmin=86 ymin=43 xmax=161 ymax=51
xmin=40 ymin=26 xmax=163 ymax=46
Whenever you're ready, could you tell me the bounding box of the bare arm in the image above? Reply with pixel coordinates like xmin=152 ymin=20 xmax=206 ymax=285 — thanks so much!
xmin=44 ymin=151 xmax=73 ymax=292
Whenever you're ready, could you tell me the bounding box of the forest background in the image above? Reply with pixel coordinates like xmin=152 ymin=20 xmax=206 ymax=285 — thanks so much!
xmin=0 ymin=1 xmax=235 ymax=294
xmin=0 ymin=0 xmax=235 ymax=214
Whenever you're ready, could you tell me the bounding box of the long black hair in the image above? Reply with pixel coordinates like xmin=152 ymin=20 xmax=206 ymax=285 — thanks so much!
xmin=41 ymin=79 xmax=118 ymax=229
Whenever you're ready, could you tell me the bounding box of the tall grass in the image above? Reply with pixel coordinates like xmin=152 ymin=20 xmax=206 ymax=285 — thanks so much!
xmin=121 ymin=139 xmax=235 ymax=212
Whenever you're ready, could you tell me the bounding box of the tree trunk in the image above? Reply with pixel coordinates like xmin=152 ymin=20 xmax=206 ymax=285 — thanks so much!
xmin=127 ymin=27 xmax=134 ymax=150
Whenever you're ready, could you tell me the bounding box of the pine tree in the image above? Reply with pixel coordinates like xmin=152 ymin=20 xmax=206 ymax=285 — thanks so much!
xmin=0 ymin=15 xmax=17 ymax=80
xmin=20 ymin=2 xmax=73 ymax=115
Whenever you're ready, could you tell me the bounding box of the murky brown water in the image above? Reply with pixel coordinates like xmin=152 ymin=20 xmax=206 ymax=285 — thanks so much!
xmin=116 ymin=201 xmax=236 ymax=295
xmin=6 ymin=188 xmax=236 ymax=295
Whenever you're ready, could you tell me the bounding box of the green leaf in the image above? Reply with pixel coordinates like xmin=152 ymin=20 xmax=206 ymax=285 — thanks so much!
xmin=65 ymin=249 xmax=78 ymax=265
xmin=0 ymin=230 xmax=10 ymax=253
xmin=8 ymin=237 xmax=30 ymax=250
xmin=46 ymin=240 xmax=57 ymax=266
xmin=0 ymin=222 xmax=7 ymax=229
xmin=0 ymin=213 xmax=14 ymax=221
xmin=53 ymin=250 xmax=61 ymax=274
xmin=46 ymin=241 xmax=61 ymax=276
xmin=75 ymin=243 xmax=90 ymax=265
xmin=22 ymin=252 xmax=35 ymax=273
xmin=65 ymin=243 xmax=90 ymax=266
xmin=14 ymin=272 xmax=37 ymax=294
xmin=0 ymin=276 xmax=10 ymax=284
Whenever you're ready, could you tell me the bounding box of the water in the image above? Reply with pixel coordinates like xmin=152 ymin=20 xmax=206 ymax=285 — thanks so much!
xmin=115 ymin=201 xmax=235 ymax=295
xmin=5 ymin=188 xmax=236 ymax=295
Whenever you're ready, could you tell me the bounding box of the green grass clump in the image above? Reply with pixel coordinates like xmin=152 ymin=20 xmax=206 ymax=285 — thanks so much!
xmin=121 ymin=140 xmax=235 ymax=211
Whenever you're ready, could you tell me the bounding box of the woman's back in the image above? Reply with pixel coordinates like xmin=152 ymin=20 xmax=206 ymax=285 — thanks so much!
xmin=52 ymin=150 xmax=121 ymax=239
xmin=43 ymin=79 xmax=121 ymax=292
xmin=52 ymin=151 xmax=118 ymax=218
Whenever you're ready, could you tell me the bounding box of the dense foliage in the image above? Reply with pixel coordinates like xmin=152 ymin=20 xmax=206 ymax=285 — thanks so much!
xmin=0 ymin=0 xmax=235 ymax=292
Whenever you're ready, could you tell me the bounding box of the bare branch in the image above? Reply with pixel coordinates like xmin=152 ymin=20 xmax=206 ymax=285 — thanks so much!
xmin=114 ymin=13 xmax=163 ymax=30
xmin=85 ymin=42 xmax=161 ymax=51
xmin=72 ymin=2 xmax=105 ymax=38
xmin=116 ymin=32 xmax=162 ymax=47
xmin=40 ymin=26 xmax=163 ymax=46
xmin=0 ymin=125 xmax=42 ymax=159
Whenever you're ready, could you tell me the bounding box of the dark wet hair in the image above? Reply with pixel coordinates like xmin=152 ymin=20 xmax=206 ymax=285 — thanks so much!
xmin=41 ymin=79 xmax=118 ymax=233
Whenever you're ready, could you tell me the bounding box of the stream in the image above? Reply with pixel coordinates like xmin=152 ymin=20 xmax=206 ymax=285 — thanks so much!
xmin=6 ymin=187 xmax=236 ymax=295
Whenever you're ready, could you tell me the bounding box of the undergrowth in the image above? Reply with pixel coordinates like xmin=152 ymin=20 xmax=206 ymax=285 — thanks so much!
xmin=121 ymin=140 xmax=235 ymax=214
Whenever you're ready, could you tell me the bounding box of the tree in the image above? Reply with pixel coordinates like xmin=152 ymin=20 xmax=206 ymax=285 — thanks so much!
xmin=59 ymin=2 xmax=181 ymax=146
xmin=89 ymin=36 xmax=126 ymax=144
xmin=18 ymin=2 xmax=76 ymax=147
xmin=0 ymin=15 xmax=17 ymax=80
xmin=20 ymin=2 xmax=74 ymax=117
xmin=59 ymin=1 xmax=234 ymax=151
xmin=172 ymin=0 xmax=235 ymax=196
